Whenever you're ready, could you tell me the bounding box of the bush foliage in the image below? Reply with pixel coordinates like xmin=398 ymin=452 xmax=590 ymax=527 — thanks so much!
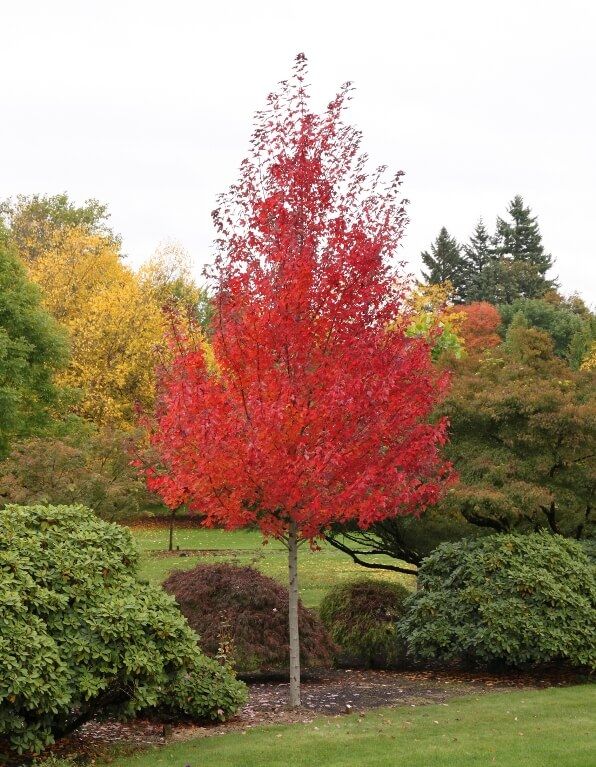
xmin=0 ymin=505 xmax=246 ymax=755
xmin=0 ymin=428 xmax=161 ymax=519
xmin=319 ymin=579 xmax=411 ymax=668
xmin=399 ymin=533 xmax=596 ymax=669
xmin=163 ymin=564 xmax=334 ymax=673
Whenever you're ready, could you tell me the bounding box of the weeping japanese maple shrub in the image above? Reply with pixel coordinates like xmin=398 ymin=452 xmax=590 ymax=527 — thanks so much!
xmin=147 ymin=55 xmax=452 ymax=707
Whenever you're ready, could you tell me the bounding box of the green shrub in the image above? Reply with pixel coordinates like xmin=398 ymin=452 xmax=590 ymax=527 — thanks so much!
xmin=399 ymin=532 xmax=596 ymax=669
xmin=319 ymin=579 xmax=411 ymax=668
xmin=163 ymin=564 xmax=335 ymax=673
xmin=0 ymin=505 xmax=246 ymax=756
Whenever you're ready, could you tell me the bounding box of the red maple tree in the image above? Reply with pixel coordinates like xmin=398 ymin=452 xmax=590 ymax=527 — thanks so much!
xmin=147 ymin=55 xmax=452 ymax=706
xmin=448 ymin=301 xmax=502 ymax=354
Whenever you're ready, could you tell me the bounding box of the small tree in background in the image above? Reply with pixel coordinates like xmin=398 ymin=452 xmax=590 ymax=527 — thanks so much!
xmin=461 ymin=218 xmax=503 ymax=303
xmin=439 ymin=323 xmax=596 ymax=539
xmin=404 ymin=282 xmax=466 ymax=361
xmin=147 ymin=55 xmax=452 ymax=707
xmin=326 ymin=313 xmax=595 ymax=572
xmin=498 ymin=297 xmax=594 ymax=363
xmin=0 ymin=192 xmax=118 ymax=264
xmin=448 ymin=301 xmax=502 ymax=354
xmin=421 ymin=227 xmax=467 ymax=302
xmin=491 ymin=195 xmax=557 ymax=301
xmin=0 ymin=426 xmax=160 ymax=519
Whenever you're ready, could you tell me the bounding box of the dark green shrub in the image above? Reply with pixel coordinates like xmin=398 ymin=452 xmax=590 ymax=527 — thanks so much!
xmin=399 ymin=532 xmax=596 ymax=669
xmin=0 ymin=505 xmax=246 ymax=756
xmin=163 ymin=564 xmax=335 ymax=673
xmin=319 ymin=579 xmax=411 ymax=668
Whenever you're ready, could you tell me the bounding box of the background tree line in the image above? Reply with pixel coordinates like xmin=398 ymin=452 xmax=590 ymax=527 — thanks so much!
xmin=0 ymin=191 xmax=594 ymax=563
xmin=0 ymin=194 xmax=210 ymax=517
xmin=328 ymin=196 xmax=595 ymax=569
xmin=422 ymin=195 xmax=556 ymax=304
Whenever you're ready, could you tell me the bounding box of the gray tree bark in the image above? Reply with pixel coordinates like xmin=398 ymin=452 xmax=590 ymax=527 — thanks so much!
xmin=287 ymin=519 xmax=301 ymax=707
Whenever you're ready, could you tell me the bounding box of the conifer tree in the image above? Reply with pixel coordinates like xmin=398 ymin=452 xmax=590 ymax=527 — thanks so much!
xmin=492 ymin=195 xmax=556 ymax=300
xmin=421 ymin=227 xmax=467 ymax=302
xmin=462 ymin=218 xmax=500 ymax=302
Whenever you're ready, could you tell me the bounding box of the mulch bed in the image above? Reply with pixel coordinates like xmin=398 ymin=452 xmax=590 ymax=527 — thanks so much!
xmin=39 ymin=666 xmax=584 ymax=764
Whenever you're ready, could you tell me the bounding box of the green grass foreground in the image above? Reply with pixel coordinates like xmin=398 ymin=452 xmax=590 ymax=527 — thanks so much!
xmin=133 ymin=526 xmax=413 ymax=607
xmin=100 ymin=685 xmax=594 ymax=767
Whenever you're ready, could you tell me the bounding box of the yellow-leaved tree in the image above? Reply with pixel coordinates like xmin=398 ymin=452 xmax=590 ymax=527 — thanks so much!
xmin=581 ymin=342 xmax=596 ymax=371
xmin=404 ymin=281 xmax=466 ymax=360
xmin=28 ymin=227 xmax=166 ymax=426
xmin=1 ymin=195 xmax=216 ymax=521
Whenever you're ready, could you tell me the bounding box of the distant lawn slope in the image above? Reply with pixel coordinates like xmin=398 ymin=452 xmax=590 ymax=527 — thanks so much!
xmin=101 ymin=685 xmax=595 ymax=767
xmin=132 ymin=526 xmax=413 ymax=607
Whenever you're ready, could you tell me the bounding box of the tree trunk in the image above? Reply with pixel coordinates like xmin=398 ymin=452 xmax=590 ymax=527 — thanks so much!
xmin=168 ymin=512 xmax=175 ymax=551
xmin=287 ymin=520 xmax=301 ymax=707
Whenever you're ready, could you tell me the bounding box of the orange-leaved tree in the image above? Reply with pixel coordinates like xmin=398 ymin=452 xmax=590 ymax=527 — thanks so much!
xmin=146 ymin=56 xmax=452 ymax=706
xmin=447 ymin=300 xmax=501 ymax=355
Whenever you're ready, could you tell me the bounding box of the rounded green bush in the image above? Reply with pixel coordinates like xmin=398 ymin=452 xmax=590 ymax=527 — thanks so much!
xmin=399 ymin=532 xmax=596 ymax=669
xmin=0 ymin=505 xmax=246 ymax=756
xmin=319 ymin=579 xmax=411 ymax=668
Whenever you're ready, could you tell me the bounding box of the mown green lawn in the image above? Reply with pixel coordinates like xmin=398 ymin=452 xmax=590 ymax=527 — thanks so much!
xmin=132 ymin=526 xmax=413 ymax=607
xmin=100 ymin=685 xmax=595 ymax=767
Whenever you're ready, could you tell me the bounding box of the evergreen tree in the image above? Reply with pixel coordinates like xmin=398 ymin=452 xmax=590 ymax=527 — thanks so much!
xmin=462 ymin=218 xmax=500 ymax=302
xmin=421 ymin=227 xmax=467 ymax=302
xmin=465 ymin=218 xmax=491 ymax=272
xmin=492 ymin=195 xmax=556 ymax=300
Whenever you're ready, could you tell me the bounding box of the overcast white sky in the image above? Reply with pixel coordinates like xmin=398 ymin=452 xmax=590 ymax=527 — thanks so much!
xmin=1 ymin=0 xmax=595 ymax=302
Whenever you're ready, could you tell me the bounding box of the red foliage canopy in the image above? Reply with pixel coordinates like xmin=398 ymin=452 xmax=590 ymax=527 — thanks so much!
xmin=452 ymin=301 xmax=502 ymax=354
xmin=147 ymin=55 xmax=453 ymax=540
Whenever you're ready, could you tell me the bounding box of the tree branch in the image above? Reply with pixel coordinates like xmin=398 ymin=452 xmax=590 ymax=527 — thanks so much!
xmin=324 ymin=534 xmax=418 ymax=575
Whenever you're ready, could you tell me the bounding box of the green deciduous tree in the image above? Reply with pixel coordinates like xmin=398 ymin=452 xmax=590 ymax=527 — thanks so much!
xmin=329 ymin=323 xmax=595 ymax=572
xmin=499 ymin=297 xmax=595 ymax=363
xmin=0 ymin=425 xmax=160 ymax=518
xmin=441 ymin=324 xmax=595 ymax=539
xmin=0 ymin=227 xmax=67 ymax=456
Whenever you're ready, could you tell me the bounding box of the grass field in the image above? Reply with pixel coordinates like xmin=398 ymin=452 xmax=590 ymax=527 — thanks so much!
xmin=128 ymin=526 xmax=594 ymax=767
xmin=99 ymin=685 xmax=595 ymax=767
xmin=133 ymin=526 xmax=413 ymax=607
